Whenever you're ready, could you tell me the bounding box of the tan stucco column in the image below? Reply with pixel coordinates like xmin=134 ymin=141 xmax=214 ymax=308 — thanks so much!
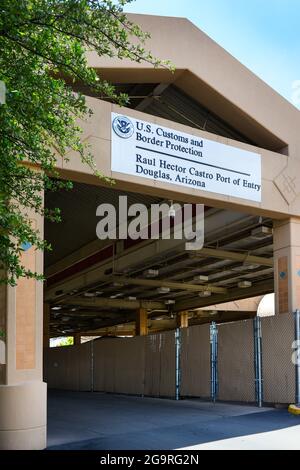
xmin=274 ymin=218 xmax=300 ymax=314
xmin=73 ymin=333 xmax=81 ymax=345
xmin=136 ymin=308 xmax=148 ymax=336
xmin=0 ymin=213 xmax=47 ymax=450
xmin=176 ymin=311 xmax=189 ymax=328
xmin=43 ymin=303 xmax=50 ymax=349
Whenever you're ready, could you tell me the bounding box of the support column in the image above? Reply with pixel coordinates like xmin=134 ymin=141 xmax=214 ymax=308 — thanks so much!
xmin=136 ymin=308 xmax=148 ymax=336
xmin=176 ymin=311 xmax=189 ymax=329
xmin=274 ymin=218 xmax=300 ymax=314
xmin=210 ymin=322 xmax=218 ymax=402
xmin=73 ymin=333 xmax=81 ymax=346
xmin=43 ymin=303 xmax=50 ymax=349
xmin=295 ymin=310 xmax=300 ymax=407
xmin=175 ymin=328 xmax=181 ymax=401
xmin=253 ymin=316 xmax=263 ymax=407
xmin=0 ymin=212 xmax=46 ymax=450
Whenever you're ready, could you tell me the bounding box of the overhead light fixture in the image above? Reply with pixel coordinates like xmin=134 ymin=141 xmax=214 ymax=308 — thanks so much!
xmin=84 ymin=292 xmax=96 ymax=298
xmin=238 ymin=281 xmax=252 ymax=288
xmin=165 ymin=300 xmax=176 ymax=305
xmin=199 ymin=291 xmax=212 ymax=298
xmin=95 ymin=291 xmax=104 ymax=296
xmin=144 ymin=269 xmax=159 ymax=278
xmin=251 ymin=226 xmax=273 ymax=239
xmin=157 ymin=287 xmax=171 ymax=294
xmin=128 ymin=296 xmax=137 ymax=301
xmin=232 ymin=265 xmax=246 ymax=272
xmin=110 ymin=293 xmax=124 ymax=299
xmin=113 ymin=282 xmax=124 ymax=287
xmin=51 ymin=306 xmax=62 ymax=311
xmin=243 ymin=262 xmax=260 ymax=270
xmin=193 ymin=275 xmax=209 ymax=282
xmin=70 ymin=308 xmax=78 ymax=312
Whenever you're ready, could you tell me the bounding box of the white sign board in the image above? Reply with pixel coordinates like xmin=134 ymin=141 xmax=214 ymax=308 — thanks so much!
xmin=111 ymin=113 xmax=261 ymax=202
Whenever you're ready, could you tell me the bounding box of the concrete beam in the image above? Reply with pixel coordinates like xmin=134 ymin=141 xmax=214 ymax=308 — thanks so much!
xmin=59 ymin=297 xmax=166 ymax=311
xmin=174 ymin=279 xmax=274 ymax=312
xmin=193 ymin=248 xmax=273 ymax=267
xmin=110 ymin=276 xmax=227 ymax=294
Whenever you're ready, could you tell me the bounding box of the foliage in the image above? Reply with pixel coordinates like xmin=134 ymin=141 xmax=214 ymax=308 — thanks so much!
xmin=0 ymin=0 xmax=169 ymax=285
xmin=51 ymin=336 xmax=74 ymax=347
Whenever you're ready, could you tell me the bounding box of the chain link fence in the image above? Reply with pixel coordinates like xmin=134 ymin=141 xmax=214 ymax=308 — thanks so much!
xmin=45 ymin=312 xmax=298 ymax=405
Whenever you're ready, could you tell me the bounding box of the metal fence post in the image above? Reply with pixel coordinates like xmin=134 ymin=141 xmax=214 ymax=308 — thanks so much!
xmin=253 ymin=316 xmax=263 ymax=407
xmin=175 ymin=328 xmax=181 ymax=401
xmin=295 ymin=310 xmax=300 ymax=406
xmin=91 ymin=339 xmax=94 ymax=392
xmin=210 ymin=322 xmax=218 ymax=402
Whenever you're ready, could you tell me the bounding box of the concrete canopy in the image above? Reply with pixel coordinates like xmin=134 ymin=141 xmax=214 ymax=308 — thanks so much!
xmin=57 ymin=13 xmax=300 ymax=219
xmin=46 ymin=13 xmax=300 ymax=337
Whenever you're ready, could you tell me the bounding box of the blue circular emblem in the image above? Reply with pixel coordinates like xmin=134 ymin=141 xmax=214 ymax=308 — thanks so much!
xmin=279 ymin=271 xmax=287 ymax=280
xmin=112 ymin=116 xmax=134 ymax=139
xmin=21 ymin=241 xmax=32 ymax=252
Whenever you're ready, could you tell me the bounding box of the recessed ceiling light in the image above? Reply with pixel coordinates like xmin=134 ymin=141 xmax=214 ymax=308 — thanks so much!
xmin=110 ymin=293 xmax=124 ymax=299
xmin=243 ymin=262 xmax=260 ymax=270
xmin=193 ymin=275 xmax=209 ymax=282
xmin=165 ymin=300 xmax=176 ymax=305
xmin=84 ymin=292 xmax=96 ymax=297
xmin=199 ymin=291 xmax=212 ymax=298
xmin=238 ymin=281 xmax=252 ymax=288
xmin=113 ymin=282 xmax=124 ymax=287
xmin=51 ymin=306 xmax=62 ymax=311
xmin=157 ymin=287 xmax=171 ymax=294
xmin=144 ymin=269 xmax=159 ymax=278
xmin=251 ymin=226 xmax=273 ymax=239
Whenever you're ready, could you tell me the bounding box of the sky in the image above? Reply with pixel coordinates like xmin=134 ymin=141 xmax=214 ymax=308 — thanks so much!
xmin=125 ymin=0 xmax=300 ymax=107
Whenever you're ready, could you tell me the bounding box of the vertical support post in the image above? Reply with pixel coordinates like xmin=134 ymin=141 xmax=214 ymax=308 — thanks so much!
xmin=253 ymin=316 xmax=263 ymax=407
xmin=136 ymin=308 xmax=148 ymax=336
xmin=295 ymin=310 xmax=300 ymax=406
xmin=73 ymin=333 xmax=81 ymax=346
xmin=175 ymin=327 xmax=181 ymax=401
xmin=90 ymin=339 xmax=94 ymax=393
xmin=43 ymin=303 xmax=50 ymax=349
xmin=176 ymin=311 xmax=189 ymax=329
xmin=210 ymin=322 xmax=218 ymax=402
xmin=0 ymin=208 xmax=46 ymax=450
